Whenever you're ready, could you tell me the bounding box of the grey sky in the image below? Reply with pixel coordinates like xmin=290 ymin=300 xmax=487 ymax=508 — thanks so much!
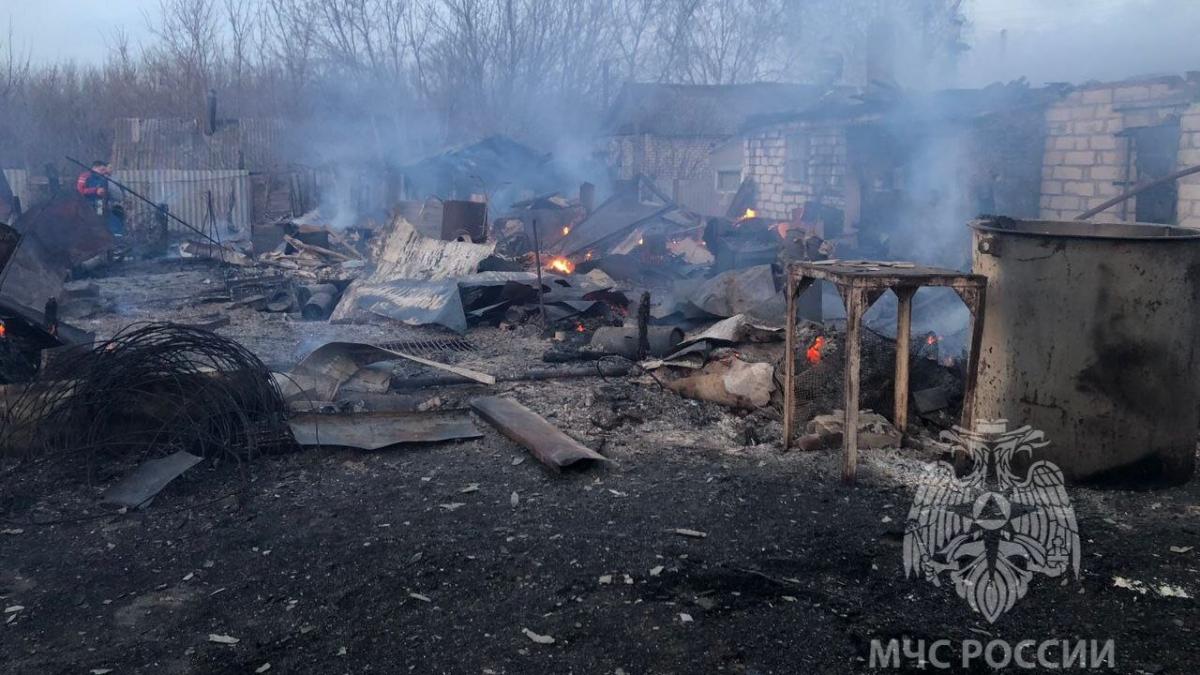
xmin=6 ymin=0 xmax=151 ymax=64
xmin=3 ymin=0 xmax=1197 ymax=85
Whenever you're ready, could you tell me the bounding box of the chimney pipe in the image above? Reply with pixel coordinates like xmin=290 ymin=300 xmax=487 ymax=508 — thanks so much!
xmin=579 ymin=182 xmax=595 ymax=214
xmin=205 ymin=89 xmax=217 ymax=135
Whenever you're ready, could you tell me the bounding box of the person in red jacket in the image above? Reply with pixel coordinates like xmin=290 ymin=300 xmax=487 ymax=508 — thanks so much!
xmin=76 ymin=160 xmax=110 ymax=204
xmin=75 ymin=161 xmax=125 ymax=236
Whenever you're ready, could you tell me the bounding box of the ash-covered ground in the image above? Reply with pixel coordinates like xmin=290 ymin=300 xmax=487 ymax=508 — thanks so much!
xmin=2 ymin=259 xmax=1198 ymax=674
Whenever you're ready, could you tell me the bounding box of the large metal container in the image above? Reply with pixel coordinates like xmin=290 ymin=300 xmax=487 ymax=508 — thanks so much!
xmin=970 ymin=217 xmax=1200 ymax=484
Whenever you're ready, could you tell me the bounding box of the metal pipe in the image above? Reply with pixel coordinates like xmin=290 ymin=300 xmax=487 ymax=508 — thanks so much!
xmin=1075 ymin=163 xmax=1200 ymax=220
xmin=65 ymin=156 xmax=222 ymax=248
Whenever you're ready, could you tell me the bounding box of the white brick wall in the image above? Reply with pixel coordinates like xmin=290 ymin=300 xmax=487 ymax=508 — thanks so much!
xmin=1039 ymin=78 xmax=1196 ymax=223
xmin=744 ymin=120 xmax=846 ymax=221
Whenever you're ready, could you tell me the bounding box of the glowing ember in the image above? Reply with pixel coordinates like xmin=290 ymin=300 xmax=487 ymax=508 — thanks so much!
xmin=0 ymin=320 xmax=6 ymax=339
xmin=806 ymin=336 xmax=826 ymax=364
xmin=926 ymin=334 xmax=940 ymax=345
xmin=561 ymin=226 xmax=570 ymax=236
xmin=547 ymin=257 xmax=574 ymax=274
xmin=575 ymin=323 xmax=586 ymax=333
xmin=637 ymin=237 xmax=644 ymax=246
xmin=585 ymin=251 xmax=593 ymax=260
xmin=741 ymin=208 xmax=757 ymax=220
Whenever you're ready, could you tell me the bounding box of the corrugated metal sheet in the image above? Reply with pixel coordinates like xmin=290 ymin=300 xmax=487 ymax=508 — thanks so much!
xmin=113 ymin=169 xmax=252 ymax=233
xmin=112 ymin=117 xmax=284 ymax=172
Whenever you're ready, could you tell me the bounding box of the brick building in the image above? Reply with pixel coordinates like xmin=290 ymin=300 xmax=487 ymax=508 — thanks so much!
xmin=602 ymin=82 xmax=829 ymax=215
xmin=1036 ymin=74 xmax=1200 ymax=227
xmin=739 ymin=84 xmax=1055 ymax=263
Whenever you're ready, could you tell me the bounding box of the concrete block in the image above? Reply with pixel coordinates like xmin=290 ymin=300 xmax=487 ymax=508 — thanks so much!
xmin=1046 ymin=106 xmax=1072 ymax=122
xmin=1089 ymin=134 xmax=1117 ymax=150
xmin=1178 ymin=183 xmax=1200 ymax=201
xmin=1072 ymin=120 xmax=1107 ymax=135
xmin=1064 ymin=151 xmax=1095 ymax=166
xmin=1177 ymin=214 xmax=1200 ymax=229
xmin=1069 ymin=106 xmax=1097 ymax=121
xmin=1089 ymin=165 xmax=1121 ymax=181
xmin=1040 ymin=195 xmax=1055 ymax=209
xmin=1148 ymin=83 xmax=1175 ymax=98
xmin=1052 ymin=136 xmax=1076 ymax=151
xmin=1099 ymin=151 xmax=1121 ymax=164
xmin=1081 ymin=88 xmax=1114 ymax=104
xmin=1065 ymin=181 xmax=1096 ymax=197
xmin=1052 ymin=166 xmax=1084 ymax=180
xmin=1178 ymin=148 xmax=1200 ymax=166
xmin=1041 ymin=180 xmax=1063 ymax=195
xmin=1113 ymin=85 xmax=1151 ymax=102
xmin=1044 ymin=150 xmax=1067 ymax=166
xmin=1182 ymin=115 xmax=1200 ymax=133
xmin=1050 ymin=195 xmax=1083 ymax=210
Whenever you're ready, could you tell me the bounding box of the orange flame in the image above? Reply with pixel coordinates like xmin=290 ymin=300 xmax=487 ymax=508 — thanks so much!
xmin=561 ymin=226 xmax=571 ymax=236
xmin=926 ymin=334 xmax=939 ymax=345
xmin=806 ymin=336 xmax=825 ymax=364
xmin=546 ymin=257 xmax=575 ymax=274
xmin=741 ymin=208 xmax=757 ymax=220
xmin=0 ymin=320 xmax=6 ymax=339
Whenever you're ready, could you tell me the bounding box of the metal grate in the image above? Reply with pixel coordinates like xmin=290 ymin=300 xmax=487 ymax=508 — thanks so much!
xmin=223 ymin=267 xmax=290 ymax=302
xmin=792 ymin=325 xmax=900 ymax=424
xmin=375 ymin=337 xmax=476 ymax=358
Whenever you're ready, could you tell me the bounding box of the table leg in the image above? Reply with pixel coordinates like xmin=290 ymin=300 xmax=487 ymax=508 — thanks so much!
xmin=893 ymin=287 xmax=916 ymax=437
xmin=842 ymin=286 xmax=865 ymax=483
xmin=783 ymin=274 xmax=797 ymax=449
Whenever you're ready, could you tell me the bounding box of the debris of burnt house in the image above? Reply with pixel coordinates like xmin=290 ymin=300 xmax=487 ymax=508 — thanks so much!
xmin=604 ymin=82 xmax=837 ymax=217
xmin=742 ymin=81 xmax=1062 ymax=265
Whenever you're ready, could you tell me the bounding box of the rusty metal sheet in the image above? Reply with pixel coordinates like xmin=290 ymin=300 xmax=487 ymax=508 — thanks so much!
xmin=288 ymin=410 xmax=482 ymax=450
xmin=470 ymin=396 xmax=608 ymax=470
xmin=687 ymin=264 xmax=778 ymax=318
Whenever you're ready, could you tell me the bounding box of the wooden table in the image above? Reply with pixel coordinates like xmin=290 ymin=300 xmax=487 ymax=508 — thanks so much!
xmin=782 ymin=260 xmax=987 ymax=482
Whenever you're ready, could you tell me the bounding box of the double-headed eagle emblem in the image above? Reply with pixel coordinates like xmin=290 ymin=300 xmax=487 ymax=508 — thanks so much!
xmin=903 ymin=420 xmax=1080 ymax=623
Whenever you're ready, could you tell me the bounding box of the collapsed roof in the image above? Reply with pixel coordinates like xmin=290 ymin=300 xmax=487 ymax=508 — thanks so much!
xmin=604 ymin=82 xmax=836 ymax=137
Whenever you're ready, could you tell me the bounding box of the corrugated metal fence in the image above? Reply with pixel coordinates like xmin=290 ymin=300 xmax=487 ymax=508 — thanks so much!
xmin=2 ymin=169 xmax=32 ymax=211
xmin=112 ymin=169 xmax=252 ymax=234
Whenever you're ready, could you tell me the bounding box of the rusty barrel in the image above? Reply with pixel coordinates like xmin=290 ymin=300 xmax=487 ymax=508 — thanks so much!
xmin=970 ymin=217 xmax=1200 ymax=484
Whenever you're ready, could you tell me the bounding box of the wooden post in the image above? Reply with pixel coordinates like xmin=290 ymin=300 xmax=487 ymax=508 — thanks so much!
xmin=531 ymin=218 xmax=546 ymax=328
xmin=783 ymin=270 xmax=797 ymax=449
xmin=842 ymin=285 xmax=864 ymax=483
xmin=893 ymin=286 xmax=916 ymax=436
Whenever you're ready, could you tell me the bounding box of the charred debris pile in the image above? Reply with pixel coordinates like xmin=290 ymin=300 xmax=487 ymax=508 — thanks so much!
xmin=0 ymin=155 xmax=968 ymax=519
